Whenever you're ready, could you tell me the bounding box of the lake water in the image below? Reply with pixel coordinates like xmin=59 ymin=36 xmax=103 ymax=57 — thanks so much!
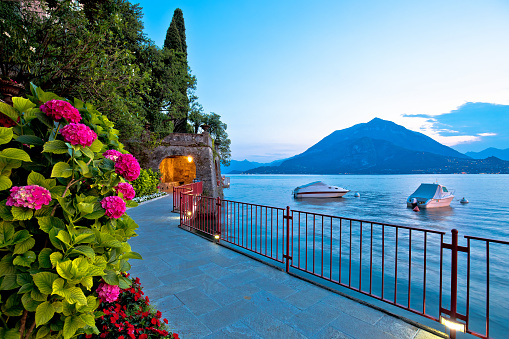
xmin=222 ymin=174 xmax=509 ymax=337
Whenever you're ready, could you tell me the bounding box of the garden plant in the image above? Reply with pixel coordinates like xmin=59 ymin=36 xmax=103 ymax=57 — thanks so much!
xmin=0 ymin=84 xmax=163 ymax=338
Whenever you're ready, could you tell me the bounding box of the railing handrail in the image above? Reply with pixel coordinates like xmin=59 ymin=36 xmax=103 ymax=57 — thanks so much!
xmin=175 ymin=184 xmax=506 ymax=339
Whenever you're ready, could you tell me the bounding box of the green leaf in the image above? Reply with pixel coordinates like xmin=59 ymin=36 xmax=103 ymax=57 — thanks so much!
xmin=0 ymin=327 xmax=20 ymax=339
xmin=0 ymin=127 xmax=13 ymax=145
xmin=102 ymin=269 xmax=119 ymax=285
xmin=22 ymin=292 xmax=41 ymax=311
xmin=121 ymin=251 xmax=142 ymax=260
xmin=74 ymin=233 xmax=95 ymax=244
xmin=88 ymin=139 xmax=103 ymax=153
xmin=0 ymin=274 xmax=18 ymax=290
xmin=0 ymin=175 xmax=12 ymax=191
xmin=56 ymin=260 xmax=73 ymax=280
xmin=77 ymin=202 xmax=94 ymax=215
xmin=0 ymin=148 xmax=31 ymax=162
xmin=70 ymin=245 xmax=95 ymax=260
xmin=125 ymin=200 xmax=138 ymax=208
xmin=49 ymin=252 xmax=63 ymax=267
xmin=51 ymin=162 xmax=72 ymax=178
xmin=13 ymin=251 xmax=36 ymax=267
xmin=82 ymin=147 xmax=94 ymax=160
xmin=118 ymin=275 xmax=131 ymax=289
xmin=13 ymin=97 xmax=36 ymax=112
xmin=56 ymin=230 xmax=71 ymax=246
xmin=36 ymin=326 xmax=50 ymax=339
xmin=38 ymin=216 xmax=65 ymax=233
xmin=13 ymin=237 xmax=35 ymax=254
xmin=76 ymin=160 xmax=90 ymax=175
xmin=43 ymin=140 xmax=69 ymax=154
xmin=0 ymin=222 xmax=14 ymax=245
xmin=35 ymin=301 xmax=55 ymax=326
xmin=83 ymin=210 xmax=105 ymax=219
xmin=11 ymin=207 xmax=33 ymax=221
xmin=63 ymin=315 xmax=85 ymax=339
xmin=33 ymin=272 xmax=59 ymax=294
xmin=24 ymin=107 xmax=39 ymax=122
xmin=0 ymin=102 xmax=19 ymax=123
xmin=35 ymin=112 xmax=53 ymax=128
xmin=38 ymin=248 xmax=53 ymax=268
xmin=31 ymin=286 xmax=48 ymax=301
xmin=80 ymin=276 xmax=93 ymax=290
xmin=15 ymin=134 xmax=44 ymax=146
xmin=27 ymin=171 xmax=49 ymax=188
xmin=1 ymin=293 xmax=23 ymax=316
xmin=11 ymin=229 xmax=30 ymax=244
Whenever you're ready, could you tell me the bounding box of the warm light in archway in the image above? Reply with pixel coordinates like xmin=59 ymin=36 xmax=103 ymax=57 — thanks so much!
xmin=187 ymin=155 xmax=193 ymax=163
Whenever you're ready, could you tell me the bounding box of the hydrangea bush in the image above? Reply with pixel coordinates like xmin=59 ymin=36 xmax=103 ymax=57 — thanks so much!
xmin=0 ymin=84 xmax=144 ymax=339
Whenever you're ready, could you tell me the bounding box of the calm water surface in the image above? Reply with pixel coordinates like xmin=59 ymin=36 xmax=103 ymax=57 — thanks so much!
xmin=223 ymin=174 xmax=509 ymax=337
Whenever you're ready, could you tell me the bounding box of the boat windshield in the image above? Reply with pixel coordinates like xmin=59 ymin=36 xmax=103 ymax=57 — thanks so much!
xmin=443 ymin=187 xmax=448 ymax=192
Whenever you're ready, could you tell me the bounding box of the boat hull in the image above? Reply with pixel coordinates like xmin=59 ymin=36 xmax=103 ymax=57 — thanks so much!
xmin=407 ymin=196 xmax=454 ymax=208
xmin=295 ymin=191 xmax=349 ymax=198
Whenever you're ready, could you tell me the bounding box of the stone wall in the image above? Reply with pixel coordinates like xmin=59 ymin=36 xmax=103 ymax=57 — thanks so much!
xmin=140 ymin=133 xmax=223 ymax=198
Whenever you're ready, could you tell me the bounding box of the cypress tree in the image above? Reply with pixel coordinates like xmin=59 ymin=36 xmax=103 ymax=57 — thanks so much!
xmin=173 ymin=8 xmax=187 ymax=57
xmin=164 ymin=19 xmax=182 ymax=53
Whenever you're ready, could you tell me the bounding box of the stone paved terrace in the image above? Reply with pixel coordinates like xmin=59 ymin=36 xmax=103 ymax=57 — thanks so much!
xmin=127 ymin=196 xmax=447 ymax=339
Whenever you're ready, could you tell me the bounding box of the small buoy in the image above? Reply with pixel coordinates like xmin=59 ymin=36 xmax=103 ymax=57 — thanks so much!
xmin=460 ymin=197 xmax=469 ymax=204
xmin=413 ymin=206 xmax=420 ymax=212
xmin=354 ymin=192 xmax=360 ymax=197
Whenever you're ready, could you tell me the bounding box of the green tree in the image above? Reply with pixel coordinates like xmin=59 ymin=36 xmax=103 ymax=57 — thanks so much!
xmin=202 ymin=112 xmax=231 ymax=165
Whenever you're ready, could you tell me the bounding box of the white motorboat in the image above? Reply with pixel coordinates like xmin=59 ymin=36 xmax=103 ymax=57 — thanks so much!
xmin=293 ymin=181 xmax=349 ymax=198
xmin=407 ymin=183 xmax=454 ymax=209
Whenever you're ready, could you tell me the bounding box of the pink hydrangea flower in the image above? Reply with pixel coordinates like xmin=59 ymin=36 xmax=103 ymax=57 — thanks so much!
xmin=114 ymin=154 xmax=140 ymax=182
xmin=6 ymin=185 xmax=52 ymax=210
xmin=103 ymin=149 xmax=122 ymax=162
xmin=114 ymin=182 xmax=136 ymax=200
xmin=60 ymin=123 xmax=97 ymax=147
xmin=101 ymin=196 xmax=126 ymax=219
xmin=96 ymin=282 xmax=120 ymax=303
xmin=40 ymin=100 xmax=81 ymax=123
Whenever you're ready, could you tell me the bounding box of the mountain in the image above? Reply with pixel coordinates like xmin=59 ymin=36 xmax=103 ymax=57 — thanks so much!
xmin=245 ymin=118 xmax=509 ymax=174
xmin=465 ymin=148 xmax=509 ymax=161
xmin=221 ymin=159 xmax=285 ymax=174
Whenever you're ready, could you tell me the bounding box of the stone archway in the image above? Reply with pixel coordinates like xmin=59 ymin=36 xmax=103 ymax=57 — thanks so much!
xmin=159 ymin=155 xmax=197 ymax=187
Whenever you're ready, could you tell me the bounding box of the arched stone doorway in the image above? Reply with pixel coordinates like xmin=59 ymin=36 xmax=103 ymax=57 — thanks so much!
xmin=159 ymin=156 xmax=197 ymax=187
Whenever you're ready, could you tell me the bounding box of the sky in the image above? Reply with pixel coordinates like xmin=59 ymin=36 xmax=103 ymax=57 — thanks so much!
xmin=134 ymin=0 xmax=509 ymax=161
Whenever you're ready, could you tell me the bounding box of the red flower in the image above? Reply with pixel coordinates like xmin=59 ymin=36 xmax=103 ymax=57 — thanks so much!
xmin=86 ymin=335 xmax=92 ymax=339
xmin=164 ymin=318 xmax=168 ymax=324
xmin=156 ymin=310 xmax=162 ymax=318
xmin=139 ymin=335 xmax=148 ymax=339
xmin=173 ymin=333 xmax=180 ymax=339
xmin=119 ymin=336 xmax=125 ymax=339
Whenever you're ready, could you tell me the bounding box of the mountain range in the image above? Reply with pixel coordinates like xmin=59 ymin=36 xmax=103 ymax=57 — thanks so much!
xmin=223 ymin=118 xmax=509 ymax=174
xmin=465 ymin=148 xmax=509 ymax=161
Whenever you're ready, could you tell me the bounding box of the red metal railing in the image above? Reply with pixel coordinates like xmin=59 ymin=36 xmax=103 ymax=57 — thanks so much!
xmin=172 ymin=182 xmax=202 ymax=212
xmin=177 ymin=189 xmax=508 ymax=339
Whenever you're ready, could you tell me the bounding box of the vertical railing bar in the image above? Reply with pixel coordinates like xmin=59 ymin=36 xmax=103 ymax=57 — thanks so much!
xmin=382 ymin=224 xmax=385 ymax=300
xmin=321 ymin=215 xmax=324 ymax=277
xmin=330 ymin=216 xmax=333 ymax=281
xmin=291 ymin=211 xmax=294 ymax=267
xmin=339 ymin=218 xmax=342 ymax=283
xmin=466 ymin=237 xmax=470 ymax=331
xmin=313 ymin=214 xmax=316 ymax=274
xmin=370 ymin=222 xmax=373 ymax=295
xmin=408 ymin=229 xmax=412 ymax=309
xmin=305 ymin=214 xmax=308 ymax=271
xmin=271 ymin=208 xmax=274 ymax=257
xmin=298 ymin=212 xmax=301 ymax=268
xmin=360 ymin=221 xmax=363 ymax=291
xmin=276 ymin=209 xmax=279 ymax=260
xmin=423 ymin=232 xmax=427 ymax=314
xmin=395 ymin=227 xmax=399 ymax=304
xmin=486 ymin=241 xmax=490 ymax=338
xmin=250 ymin=204 xmax=253 ymax=250
xmin=439 ymin=233 xmax=444 ymax=322
xmin=349 ymin=219 xmax=352 ymax=287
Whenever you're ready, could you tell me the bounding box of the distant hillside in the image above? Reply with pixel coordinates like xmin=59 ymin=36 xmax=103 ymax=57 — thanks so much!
xmin=465 ymin=148 xmax=509 ymax=161
xmin=221 ymin=159 xmax=285 ymax=174
xmin=245 ymin=118 xmax=509 ymax=174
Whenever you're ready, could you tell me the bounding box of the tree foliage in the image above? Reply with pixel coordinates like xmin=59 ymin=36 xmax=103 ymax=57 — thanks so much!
xmin=202 ymin=113 xmax=231 ymax=166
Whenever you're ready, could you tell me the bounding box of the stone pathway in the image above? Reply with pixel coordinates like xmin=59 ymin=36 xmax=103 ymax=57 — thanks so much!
xmin=127 ymin=196 xmax=446 ymax=339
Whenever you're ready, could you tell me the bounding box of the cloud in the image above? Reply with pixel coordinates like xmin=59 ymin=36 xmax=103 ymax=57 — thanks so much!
xmin=404 ymin=102 xmax=509 ymax=152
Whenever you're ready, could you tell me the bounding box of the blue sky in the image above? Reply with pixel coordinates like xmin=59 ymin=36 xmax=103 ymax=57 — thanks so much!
xmin=134 ymin=0 xmax=509 ymax=161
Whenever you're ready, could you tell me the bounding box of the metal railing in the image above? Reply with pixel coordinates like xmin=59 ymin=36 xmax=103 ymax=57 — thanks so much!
xmin=172 ymin=182 xmax=202 ymax=212
xmin=177 ymin=189 xmax=508 ymax=339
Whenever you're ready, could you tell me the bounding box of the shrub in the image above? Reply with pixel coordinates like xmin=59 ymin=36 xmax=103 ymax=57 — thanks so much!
xmin=0 ymin=84 xmax=143 ymax=338
xmin=131 ymin=169 xmax=160 ymax=198
xmin=84 ymin=274 xmax=179 ymax=339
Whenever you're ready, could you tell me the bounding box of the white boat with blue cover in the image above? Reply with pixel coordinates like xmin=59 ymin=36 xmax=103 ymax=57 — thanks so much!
xmin=407 ymin=183 xmax=454 ymax=209
xmin=293 ymin=181 xmax=349 ymax=198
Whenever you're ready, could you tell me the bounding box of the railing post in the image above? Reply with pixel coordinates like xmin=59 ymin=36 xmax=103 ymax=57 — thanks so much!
xmin=179 ymin=191 xmax=183 ymax=227
xmin=283 ymin=206 xmax=292 ymax=273
xmin=216 ymin=197 xmax=221 ymax=242
xmin=450 ymin=229 xmax=459 ymax=339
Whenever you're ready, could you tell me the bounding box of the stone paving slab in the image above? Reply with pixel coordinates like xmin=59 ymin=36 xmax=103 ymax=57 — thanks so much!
xmin=128 ymin=196 xmax=446 ymax=339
